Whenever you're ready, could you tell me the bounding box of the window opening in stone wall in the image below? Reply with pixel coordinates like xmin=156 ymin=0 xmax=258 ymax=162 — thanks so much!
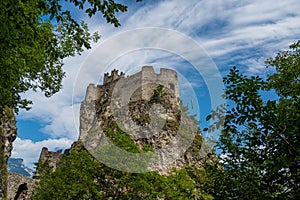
xmin=168 ymin=83 xmax=175 ymax=90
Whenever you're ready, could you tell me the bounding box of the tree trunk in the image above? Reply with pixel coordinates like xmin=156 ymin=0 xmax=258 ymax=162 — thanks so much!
xmin=0 ymin=107 xmax=17 ymax=200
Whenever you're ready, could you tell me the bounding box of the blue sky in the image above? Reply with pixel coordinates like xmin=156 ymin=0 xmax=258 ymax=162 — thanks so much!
xmin=12 ymin=0 xmax=300 ymax=169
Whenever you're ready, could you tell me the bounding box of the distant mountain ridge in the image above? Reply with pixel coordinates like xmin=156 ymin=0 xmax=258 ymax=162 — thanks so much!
xmin=8 ymin=158 xmax=34 ymax=177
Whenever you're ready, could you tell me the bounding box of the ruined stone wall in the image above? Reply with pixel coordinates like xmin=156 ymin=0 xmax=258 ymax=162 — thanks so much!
xmin=83 ymin=66 xmax=179 ymax=103
xmin=7 ymin=173 xmax=35 ymax=200
xmin=34 ymin=147 xmax=63 ymax=178
xmin=140 ymin=66 xmax=179 ymax=101
xmin=159 ymin=68 xmax=179 ymax=97
xmin=114 ymin=71 xmax=142 ymax=102
xmin=103 ymin=69 xmax=125 ymax=84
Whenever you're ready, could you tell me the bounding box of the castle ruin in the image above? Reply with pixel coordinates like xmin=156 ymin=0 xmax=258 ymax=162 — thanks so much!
xmin=80 ymin=66 xmax=180 ymax=142
xmin=83 ymin=66 xmax=179 ymax=103
xmin=78 ymin=66 xmax=202 ymax=173
xmin=36 ymin=66 xmax=203 ymax=175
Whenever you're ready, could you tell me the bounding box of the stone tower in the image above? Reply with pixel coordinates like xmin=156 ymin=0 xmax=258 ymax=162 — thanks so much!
xmin=79 ymin=66 xmax=180 ymax=141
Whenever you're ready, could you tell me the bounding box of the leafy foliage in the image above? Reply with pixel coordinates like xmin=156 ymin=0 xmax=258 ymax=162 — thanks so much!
xmin=105 ymin=126 xmax=154 ymax=153
xmin=33 ymin=151 xmax=103 ymax=199
xmin=0 ymin=0 xmax=141 ymax=113
xmin=152 ymin=84 xmax=168 ymax=99
xmin=203 ymin=41 xmax=300 ymax=199
xmin=33 ymin=149 xmax=213 ymax=200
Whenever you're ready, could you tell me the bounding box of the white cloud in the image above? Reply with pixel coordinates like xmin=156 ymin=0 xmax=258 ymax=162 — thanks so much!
xmin=11 ymin=137 xmax=73 ymax=169
xmin=18 ymin=53 xmax=89 ymax=140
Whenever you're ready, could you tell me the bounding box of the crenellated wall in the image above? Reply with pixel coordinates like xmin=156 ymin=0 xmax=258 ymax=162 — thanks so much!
xmin=103 ymin=69 xmax=125 ymax=84
xmin=83 ymin=66 xmax=179 ymax=103
xmin=140 ymin=66 xmax=179 ymax=100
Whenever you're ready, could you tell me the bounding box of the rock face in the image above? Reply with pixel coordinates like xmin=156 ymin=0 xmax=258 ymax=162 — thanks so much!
xmin=0 ymin=107 xmax=17 ymax=199
xmin=79 ymin=66 xmax=204 ymax=174
xmin=0 ymin=108 xmax=17 ymax=162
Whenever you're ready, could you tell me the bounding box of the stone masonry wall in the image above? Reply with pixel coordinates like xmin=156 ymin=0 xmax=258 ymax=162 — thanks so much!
xmin=83 ymin=66 xmax=179 ymax=103
xmin=7 ymin=173 xmax=35 ymax=200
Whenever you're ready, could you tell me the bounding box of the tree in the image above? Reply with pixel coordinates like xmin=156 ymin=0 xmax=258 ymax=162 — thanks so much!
xmin=0 ymin=0 xmax=141 ymax=114
xmin=203 ymin=41 xmax=300 ymax=199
